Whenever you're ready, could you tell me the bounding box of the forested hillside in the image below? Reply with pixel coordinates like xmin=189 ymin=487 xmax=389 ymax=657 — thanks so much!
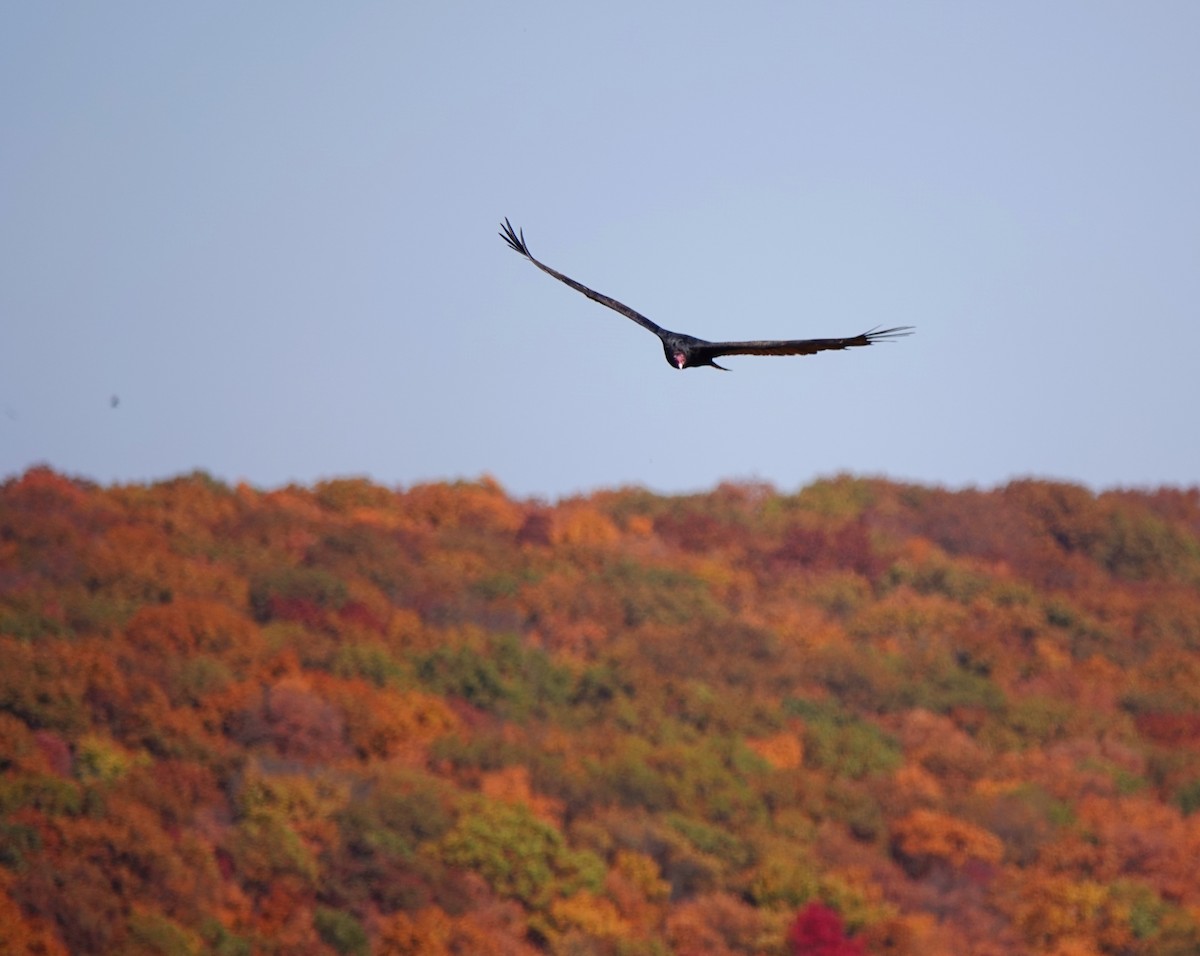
xmin=3 ymin=466 xmax=1200 ymax=955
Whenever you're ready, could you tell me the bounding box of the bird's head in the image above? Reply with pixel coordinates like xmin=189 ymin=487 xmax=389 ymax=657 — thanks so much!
xmin=662 ymin=336 xmax=726 ymax=371
xmin=662 ymin=336 xmax=694 ymax=370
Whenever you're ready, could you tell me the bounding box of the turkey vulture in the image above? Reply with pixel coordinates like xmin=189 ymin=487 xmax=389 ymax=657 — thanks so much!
xmin=499 ymin=218 xmax=913 ymax=370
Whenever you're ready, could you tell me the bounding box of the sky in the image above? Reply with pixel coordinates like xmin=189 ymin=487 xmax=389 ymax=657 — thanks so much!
xmin=2 ymin=4 xmax=1198 ymax=500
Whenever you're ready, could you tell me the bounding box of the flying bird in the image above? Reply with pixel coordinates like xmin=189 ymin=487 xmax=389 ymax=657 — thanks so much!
xmin=499 ymin=218 xmax=913 ymax=370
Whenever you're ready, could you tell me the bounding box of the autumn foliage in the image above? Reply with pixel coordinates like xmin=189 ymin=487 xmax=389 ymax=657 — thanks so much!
xmin=3 ymin=466 xmax=1200 ymax=954
xmin=788 ymin=902 xmax=865 ymax=956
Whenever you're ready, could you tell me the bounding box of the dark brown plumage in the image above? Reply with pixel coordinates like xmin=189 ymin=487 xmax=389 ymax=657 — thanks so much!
xmin=499 ymin=218 xmax=913 ymax=370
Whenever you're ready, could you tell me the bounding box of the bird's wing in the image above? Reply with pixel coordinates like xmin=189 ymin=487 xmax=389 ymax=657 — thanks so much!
xmin=499 ymin=219 xmax=667 ymax=337
xmin=695 ymin=325 xmax=914 ymax=359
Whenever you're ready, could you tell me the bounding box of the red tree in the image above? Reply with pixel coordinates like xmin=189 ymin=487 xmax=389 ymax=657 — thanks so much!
xmin=788 ymin=903 xmax=865 ymax=956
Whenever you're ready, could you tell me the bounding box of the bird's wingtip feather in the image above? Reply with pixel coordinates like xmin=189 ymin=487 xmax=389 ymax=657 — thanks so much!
xmin=864 ymin=325 xmax=915 ymax=341
xmin=499 ymin=217 xmax=532 ymax=258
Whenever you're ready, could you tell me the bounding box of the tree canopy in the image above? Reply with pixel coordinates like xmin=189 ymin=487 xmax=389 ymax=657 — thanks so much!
xmin=3 ymin=467 xmax=1200 ymax=954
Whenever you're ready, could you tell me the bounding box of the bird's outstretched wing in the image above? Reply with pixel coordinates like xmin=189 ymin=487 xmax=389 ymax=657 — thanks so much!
xmin=694 ymin=326 xmax=914 ymax=361
xmin=499 ymin=219 xmax=667 ymax=337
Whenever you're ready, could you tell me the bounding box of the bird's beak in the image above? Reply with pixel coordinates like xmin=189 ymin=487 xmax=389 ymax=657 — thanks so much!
xmin=673 ymin=353 xmax=686 ymax=369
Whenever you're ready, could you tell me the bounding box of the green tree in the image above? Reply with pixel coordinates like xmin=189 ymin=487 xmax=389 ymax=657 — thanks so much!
xmin=438 ymin=800 xmax=603 ymax=908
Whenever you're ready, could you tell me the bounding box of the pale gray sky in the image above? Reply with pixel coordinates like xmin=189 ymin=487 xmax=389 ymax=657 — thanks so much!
xmin=3 ymin=4 xmax=1198 ymax=497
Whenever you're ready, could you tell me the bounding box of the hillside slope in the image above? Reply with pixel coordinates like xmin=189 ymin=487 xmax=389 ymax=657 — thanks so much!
xmin=2 ymin=467 xmax=1200 ymax=954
